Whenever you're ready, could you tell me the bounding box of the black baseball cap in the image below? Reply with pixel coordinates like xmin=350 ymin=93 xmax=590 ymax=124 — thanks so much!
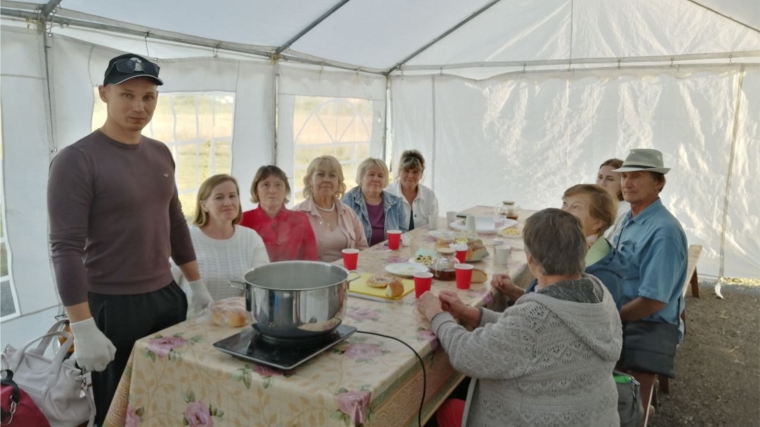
xmin=103 ymin=53 xmax=163 ymax=86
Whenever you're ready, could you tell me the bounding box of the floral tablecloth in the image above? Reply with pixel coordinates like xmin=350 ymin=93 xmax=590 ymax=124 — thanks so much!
xmin=105 ymin=208 xmax=534 ymax=427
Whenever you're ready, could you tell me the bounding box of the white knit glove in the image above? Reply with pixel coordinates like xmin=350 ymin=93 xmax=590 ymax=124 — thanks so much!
xmin=188 ymin=279 xmax=214 ymax=314
xmin=69 ymin=318 xmax=116 ymax=372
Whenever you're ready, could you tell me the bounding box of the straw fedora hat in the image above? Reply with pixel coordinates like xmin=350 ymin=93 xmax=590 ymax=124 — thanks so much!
xmin=613 ymin=148 xmax=670 ymax=174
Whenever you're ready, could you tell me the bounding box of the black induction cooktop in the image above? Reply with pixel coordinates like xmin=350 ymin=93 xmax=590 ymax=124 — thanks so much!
xmin=213 ymin=325 xmax=357 ymax=370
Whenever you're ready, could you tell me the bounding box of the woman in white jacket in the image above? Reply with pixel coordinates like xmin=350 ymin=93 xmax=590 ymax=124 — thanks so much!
xmin=596 ymin=158 xmax=630 ymax=240
xmin=174 ymin=174 xmax=269 ymax=305
xmin=386 ymin=149 xmax=439 ymax=230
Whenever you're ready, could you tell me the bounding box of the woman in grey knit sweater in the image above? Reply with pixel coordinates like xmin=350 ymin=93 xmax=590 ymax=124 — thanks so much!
xmin=418 ymin=209 xmax=623 ymax=427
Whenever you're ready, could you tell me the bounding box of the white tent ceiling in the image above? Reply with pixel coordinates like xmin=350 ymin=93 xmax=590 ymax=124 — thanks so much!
xmin=3 ymin=0 xmax=759 ymax=75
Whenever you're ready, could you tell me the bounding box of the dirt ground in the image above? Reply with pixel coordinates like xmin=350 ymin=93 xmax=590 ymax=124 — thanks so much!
xmin=649 ymin=282 xmax=760 ymax=427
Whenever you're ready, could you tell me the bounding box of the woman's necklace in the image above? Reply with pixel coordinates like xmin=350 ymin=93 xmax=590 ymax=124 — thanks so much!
xmin=315 ymin=202 xmax=336 ymax=212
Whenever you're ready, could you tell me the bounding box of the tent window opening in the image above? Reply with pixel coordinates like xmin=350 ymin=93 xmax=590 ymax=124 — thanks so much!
xmin=0 ymin=109 xmax=21 ymax=322
xmin=292 ymin=96 xmax=373 ymax=204
xmin=92 ymin=90 xmax=236 ymax=220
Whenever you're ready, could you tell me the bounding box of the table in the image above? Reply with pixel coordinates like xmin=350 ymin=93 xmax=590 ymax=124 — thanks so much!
xmin=104 ymin=208 xmax=534 ymax=427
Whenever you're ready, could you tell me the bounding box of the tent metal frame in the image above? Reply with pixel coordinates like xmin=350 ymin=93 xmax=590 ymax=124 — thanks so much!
xmin=394 ymin=51 xmax=760 ymax=73
xmin=687 ymin=0 xmax=760 ymax=33
xmin=274 ymin=0 xmax=350 ymax=55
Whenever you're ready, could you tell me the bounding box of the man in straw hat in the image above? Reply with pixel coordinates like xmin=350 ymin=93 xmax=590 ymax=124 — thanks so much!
xmin=612 ymin=149 xmax=687 ymax=329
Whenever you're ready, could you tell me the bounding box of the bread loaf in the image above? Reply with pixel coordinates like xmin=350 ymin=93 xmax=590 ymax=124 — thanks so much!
xmin=385 ymin=281 xmax=405 ymax=298
xmin=211 ymin=297 xmax=249 ymax=327
xmin=437 ymin=238 xmax=487 ymax=261
xmin=471 ymin=269 xmax=488 ymax=284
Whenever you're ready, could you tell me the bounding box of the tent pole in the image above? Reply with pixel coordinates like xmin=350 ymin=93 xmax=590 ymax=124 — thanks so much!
xmin=396 ymin=51 xmax=760 ymax=72
xmin=385 ymin=0 xmax=502 ymax=75
xmin=719 ymin=65 xmax=746 ymax=280
xmin=684 ymin=0 xmax=760 ymax=33
xmin=568 ymin=0 xmax=574 ymax=60
xmin=273 ymin=63 xmax=280 ymax=166
xmin=39 ymin=0 xmax=65 ymax=316
xmin=40 ymin=0 xmax=61 ymax=17
xmin=274 ymin=0 xmax=351 ymax=55
xmin=37 ymin=0 xmax=61 ymax=152
xmin=383 ymin=77 xmax=392 ymax=167
xmin=431 ymin=75 xmax=437 ymax=194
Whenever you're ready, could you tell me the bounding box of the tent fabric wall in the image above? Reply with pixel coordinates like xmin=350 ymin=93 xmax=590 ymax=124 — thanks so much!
xmin=572 ymin=0 xmax=760 ymax=59
xmin=391 ymin=66 xmax=755 ymax=279
xmin=389 ymin=77 xmax=435 ymax=188
xmin=725 ymin=67 xmax=760 ymax=279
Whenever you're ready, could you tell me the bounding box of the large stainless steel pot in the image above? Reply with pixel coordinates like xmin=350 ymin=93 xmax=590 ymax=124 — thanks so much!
xmin=235 ymin=261 xmax=360 ymax=340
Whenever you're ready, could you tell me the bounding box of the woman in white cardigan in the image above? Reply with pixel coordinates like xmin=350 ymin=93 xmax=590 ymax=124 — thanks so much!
xmin=418 ymin=208 xmax=622 ymax=427
xmin=173 ymin=174 xmax=269 ymax=304
xmin=386 ymin=149 xmax=439 ymax=230
xmin=596 ymin=158 xmax=630 ymax=240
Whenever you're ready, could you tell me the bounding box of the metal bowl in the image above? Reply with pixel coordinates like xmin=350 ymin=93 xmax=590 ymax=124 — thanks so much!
xmin=240 ymin=261 xmax=360 ymax=340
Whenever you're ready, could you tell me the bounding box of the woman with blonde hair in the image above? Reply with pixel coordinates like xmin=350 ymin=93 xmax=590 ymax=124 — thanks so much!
xmin=294 ymin=156 xmax=368 ymax=262
xmin=342 ymin=158 xmax=407 ymax=246
xmin=173 ymin=174 xmax=269 ymax=302
xmin=386 ymin=150 xmax=439 ymax=230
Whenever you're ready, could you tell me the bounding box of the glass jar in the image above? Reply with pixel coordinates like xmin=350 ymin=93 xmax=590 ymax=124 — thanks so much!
xmin=494 ymin=201 xmax=516 ymax=217
xmin=430 ymin=256 xmax=457 ymax=281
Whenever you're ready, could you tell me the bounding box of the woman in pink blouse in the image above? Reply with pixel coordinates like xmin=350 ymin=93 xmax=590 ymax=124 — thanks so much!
xmin=239 ymin=165 xmax=318 ymax=262
xmin=294 ymin=156 xmax=368 ymax=262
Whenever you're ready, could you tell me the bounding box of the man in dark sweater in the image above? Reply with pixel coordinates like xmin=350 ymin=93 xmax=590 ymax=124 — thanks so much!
xmin=47 ymin=53 xmax=213 ymax=425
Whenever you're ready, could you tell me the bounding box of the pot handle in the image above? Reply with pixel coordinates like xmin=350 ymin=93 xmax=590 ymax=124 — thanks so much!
xmin=229 ymin=280 xmax=247 ymax=290
xmin=346 ymin=270 xmax=362 ymax=286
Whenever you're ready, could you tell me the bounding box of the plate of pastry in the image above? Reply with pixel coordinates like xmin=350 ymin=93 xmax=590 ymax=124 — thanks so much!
xmin=434 ymin=237 xmax=489 ymax=262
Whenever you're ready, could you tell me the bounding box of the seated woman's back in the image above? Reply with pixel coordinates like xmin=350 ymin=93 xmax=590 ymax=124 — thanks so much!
xmin=454 ymin=276 xmax=622 ymax=426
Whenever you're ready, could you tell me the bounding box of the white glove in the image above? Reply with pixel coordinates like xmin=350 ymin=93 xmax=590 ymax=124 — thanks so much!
xmin=69 ymin=318 xmax=116 ymax=372
xmin=188 ymin=279 xmax=214 ymax=314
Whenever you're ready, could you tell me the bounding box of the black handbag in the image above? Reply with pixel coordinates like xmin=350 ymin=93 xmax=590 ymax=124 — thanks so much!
xmin=614 ymin=370 xmax=644 ymax=427
xmin=620 ymin=315 xmax=679 ymax=378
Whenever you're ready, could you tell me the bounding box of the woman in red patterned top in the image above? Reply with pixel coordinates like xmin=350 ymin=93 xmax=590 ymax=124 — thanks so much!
xmin=239 ymin=165 xmax=318 ymax=262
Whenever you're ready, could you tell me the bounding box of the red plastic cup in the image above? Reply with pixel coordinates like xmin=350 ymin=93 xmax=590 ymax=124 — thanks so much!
xmin=455 ymin=264 xmax=474 ymax=289
xmin=387 ymin=230 xmax=402 ymax=250
xmin=414 ymin=271 xmax=434 ymax=298
xmin=454 ymin=249 xmax=468 ymax=264
xmin=342 ymin=248 xmax=359 ymax=270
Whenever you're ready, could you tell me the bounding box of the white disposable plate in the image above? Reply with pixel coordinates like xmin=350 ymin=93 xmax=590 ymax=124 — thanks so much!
xmin=384 ymin=263 xmax=429 ymax=277
xmin=449 ymin=217 xmax=518 ymax=235
xmin=429 ymin=229 xmax=457 ymax=239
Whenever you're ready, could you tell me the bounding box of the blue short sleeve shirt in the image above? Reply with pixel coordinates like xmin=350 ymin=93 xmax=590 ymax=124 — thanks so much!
xmin=613 ymin=199 xmax=688 ymax=325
